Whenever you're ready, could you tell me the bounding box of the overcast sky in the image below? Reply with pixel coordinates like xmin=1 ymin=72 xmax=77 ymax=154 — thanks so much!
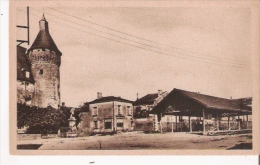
xmin=17 ymin=7 xmax=253 ymax=107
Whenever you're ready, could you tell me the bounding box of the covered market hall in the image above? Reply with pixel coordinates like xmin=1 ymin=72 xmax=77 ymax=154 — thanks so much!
xmin=149 ymin=88 xmax=252 ymax=135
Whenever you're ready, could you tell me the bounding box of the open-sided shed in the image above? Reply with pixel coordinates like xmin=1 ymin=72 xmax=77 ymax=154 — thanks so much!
xmin=150 ymin=88 xmax=252 ymax=134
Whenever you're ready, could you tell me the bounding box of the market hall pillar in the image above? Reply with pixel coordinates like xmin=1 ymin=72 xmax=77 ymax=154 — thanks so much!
xmin=202 ymin=109 xmax=206 ymax=135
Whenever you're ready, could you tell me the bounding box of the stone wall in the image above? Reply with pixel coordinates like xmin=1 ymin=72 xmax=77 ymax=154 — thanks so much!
xmin=28 ymin=49 xmax=60 ymax=108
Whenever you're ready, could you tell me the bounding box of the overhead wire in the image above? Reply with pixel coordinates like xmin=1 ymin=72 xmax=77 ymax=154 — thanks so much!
xmin=48 ymin=7 xmax=248 ymax=64
xmin=29 ymin=7 xmax=250 ymax=67
xmin=31 ymin=8 xmax=248 ymax=67
xmin=18 ymin=8 xmax=248 ymax=69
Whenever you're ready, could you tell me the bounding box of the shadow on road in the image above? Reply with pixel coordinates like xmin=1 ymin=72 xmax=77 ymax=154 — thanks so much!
xmin=17 ymin=144 xmax=42 ymax=150
xmin=227 ymin=143 xmax=252 ymax=150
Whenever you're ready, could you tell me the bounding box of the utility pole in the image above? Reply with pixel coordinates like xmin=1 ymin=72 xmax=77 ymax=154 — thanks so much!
xmin=17 ymin=6 xmax=29 ymax=46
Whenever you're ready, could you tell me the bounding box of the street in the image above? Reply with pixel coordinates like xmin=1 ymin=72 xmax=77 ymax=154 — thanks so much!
xmin=17 ymin=132 xmax=252 ymax=150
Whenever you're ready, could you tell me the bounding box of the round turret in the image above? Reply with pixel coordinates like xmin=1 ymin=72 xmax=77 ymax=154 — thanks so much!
xmin=28 ymin=14 xmax=62 ymax=109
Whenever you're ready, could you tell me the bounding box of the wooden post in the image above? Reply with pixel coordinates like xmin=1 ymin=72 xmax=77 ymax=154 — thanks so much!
xmin=189 ymin=116 xmax=192 ymax=133
xmin=180 ymin=116 xmax=182 ymax=132
xmin=171 ymin=121 xmax=174 ymax=133
xmin=188 ymin=116 xmax=190 ymax=132
xmin=27 ymin=7 xmax=30 ymax=45
xmin=238 ymin=114 xmax=241 ymax=130
xmin=113 ymin=101 xmax=115 ymax=131
xmin=203 ymin=109 xmax=206 ymax=135
xmin=175 ymin=115 xmax=177 ymax=131
xmin=246 ymin=115 xmax=249 ymax=129
xmin=228 ymin=115 xmax=230 ymax=131
xmin=160 ymin=113 xmax=162 ymax=133
xmin=216 ymin=114 xmax=219 ymax=131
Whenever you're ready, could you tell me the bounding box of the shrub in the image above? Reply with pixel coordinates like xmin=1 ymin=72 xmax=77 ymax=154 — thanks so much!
xmin=17 ymin=103 xmax=67 ymax=134
xmin=81 ymin=128 xmax=93 ymax=136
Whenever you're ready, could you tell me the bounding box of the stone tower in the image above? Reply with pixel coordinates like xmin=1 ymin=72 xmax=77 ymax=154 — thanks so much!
xmin=28 ymin=14 xmax=62 ymax=109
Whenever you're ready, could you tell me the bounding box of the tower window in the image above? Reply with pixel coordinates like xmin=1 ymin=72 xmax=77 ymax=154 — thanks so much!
xmin=39 ymin=69 xmax=43 ymax=74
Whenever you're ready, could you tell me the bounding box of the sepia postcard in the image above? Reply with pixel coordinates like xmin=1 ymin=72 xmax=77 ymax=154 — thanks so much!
xmin=9 ymin=0 xmax=260 ymax=155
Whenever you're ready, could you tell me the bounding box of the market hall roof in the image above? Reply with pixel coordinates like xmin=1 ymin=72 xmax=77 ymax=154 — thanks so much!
xmin=133 ymin=93 xmax=158 ymax=106
xmin=133 ymin=91 xmax=168 ymax=106
xmin=28 ymin=14 xmax=62 ymax=56
xmin=88 ymin=96 xmax=133 ymax=104
xmin=150 ymin=88 xmax=252 ymax=115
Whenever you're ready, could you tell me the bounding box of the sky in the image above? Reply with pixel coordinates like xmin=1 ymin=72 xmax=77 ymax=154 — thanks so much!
xmin=16 ymin=7 xmax=253 ymax=107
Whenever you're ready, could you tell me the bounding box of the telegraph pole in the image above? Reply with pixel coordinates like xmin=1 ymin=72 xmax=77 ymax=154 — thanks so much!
xmin=17 ymin=6 xmax=29 ymax=46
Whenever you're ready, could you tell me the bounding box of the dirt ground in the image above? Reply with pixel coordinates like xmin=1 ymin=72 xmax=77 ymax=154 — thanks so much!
xmin=17 ymin=132 xmax=252 ymax=150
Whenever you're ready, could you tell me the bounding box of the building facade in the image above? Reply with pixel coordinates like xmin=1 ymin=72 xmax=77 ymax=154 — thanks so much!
xmin=79 ymin=93 xmax=134 ymax=134
xmin=133 ymin=90 xmax=168 ymax=118
xmin=17 ymin=45 xmax=35 ymax=105
xmin=132 ymin=90 xmax=168 ymax=131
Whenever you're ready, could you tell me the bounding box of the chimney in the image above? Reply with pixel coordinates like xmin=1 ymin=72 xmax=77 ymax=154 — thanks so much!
xmin=230 ymin=96 xmax=232 ymax=100
xmin=97 ymin=92 xmax=102 ymax=99
xmin=158 ymin=90 xmax=162 ymax=96
xmin=62 ymin=102 xmax=65 ymax=107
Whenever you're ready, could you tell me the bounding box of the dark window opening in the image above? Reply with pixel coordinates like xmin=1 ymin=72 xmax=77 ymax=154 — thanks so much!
xmin=105 ymin=122 xmax=112 ymax=129
xmin=117 ymin=122 xmax=123 ymax=127
xmin=117 ymin=119 xmax=123 ymax=128
xmin=39 ymin=69 xmax=43 ymax=74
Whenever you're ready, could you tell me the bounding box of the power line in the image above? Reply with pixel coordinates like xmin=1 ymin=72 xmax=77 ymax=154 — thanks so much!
xmin=48 ymin=7 xmax=158 ymax=45
xmin=29 ymin=7 xmax=248 ymax=67
xmin=23 ymin=9 xmax=247 ymax=69
xmin=19 ymin=9 xmax=247 ymax=69
xmin=47 ymin=7 xmax=248 ymax=64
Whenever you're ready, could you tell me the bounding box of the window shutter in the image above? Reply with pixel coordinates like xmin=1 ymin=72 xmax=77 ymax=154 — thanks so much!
xmin=115 ymin=107 xmax=118 ymax=115
xmin=90 ymin=121 xmax=93 ymax=128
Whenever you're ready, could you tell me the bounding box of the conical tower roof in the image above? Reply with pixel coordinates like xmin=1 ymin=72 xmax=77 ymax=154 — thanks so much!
xmin=28 ymin=14 xmax=62 ymax=56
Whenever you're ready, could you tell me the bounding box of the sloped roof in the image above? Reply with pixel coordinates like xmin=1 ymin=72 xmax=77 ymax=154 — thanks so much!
xmin=133 ymin=93 xmax=158 ymax=106
xmin=150 ymin=88 xmax=252 ymax=114
xmin=89 ymin=96 xmax=133 ymax=104
xmin=176 ymin=89 xmax=250 ymax=111
xmin=28 ymin=30 xmax=62 ymax=55
xmin=17 ymin=45 xmax=34 ymax=83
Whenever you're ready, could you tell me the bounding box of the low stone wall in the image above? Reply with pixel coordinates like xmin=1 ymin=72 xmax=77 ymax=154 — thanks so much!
xmin=17 ymin=134 xmax=57 ymax=140
xmin=133 ymin=119 xmax=154 ymax=133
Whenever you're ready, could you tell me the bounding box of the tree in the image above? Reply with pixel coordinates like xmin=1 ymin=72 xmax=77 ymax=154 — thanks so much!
xmin=17 ymin=103 xmax=67 ymax=134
